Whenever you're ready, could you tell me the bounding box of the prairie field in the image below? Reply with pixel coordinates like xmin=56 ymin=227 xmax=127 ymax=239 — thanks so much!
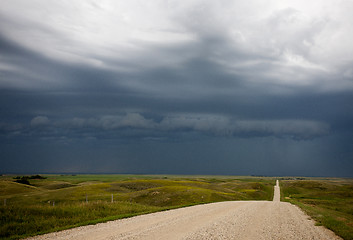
xmin=0 ymin=174 xmax=274 ymax=240
xmin=281 ymin=178 xmax=353 ymax=240
xmin=2 ymin=175 xmax=352 ymax=240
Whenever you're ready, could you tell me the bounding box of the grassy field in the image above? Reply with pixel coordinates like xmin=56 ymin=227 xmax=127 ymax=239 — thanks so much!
xmin=0 ymin=174 xmax=275 ymax=240
xmin=280 ymin=178 xmax=353 ymax=240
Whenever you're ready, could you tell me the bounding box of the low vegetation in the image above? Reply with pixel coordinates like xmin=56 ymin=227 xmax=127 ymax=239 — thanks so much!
xmin=13 ymin=175 xmax=47 ymax=185
xmin=280 ymin=178 xmax=353 ymax=240
xmin=0 ymin=174 xmax=275 ymax=240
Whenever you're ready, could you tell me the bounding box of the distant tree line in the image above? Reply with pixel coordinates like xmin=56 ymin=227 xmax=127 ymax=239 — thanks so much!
xmin=13 ymin=175 xmax=47 ymax=185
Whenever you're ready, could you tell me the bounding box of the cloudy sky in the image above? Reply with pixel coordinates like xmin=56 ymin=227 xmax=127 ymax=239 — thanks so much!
xmin=1 ymin=0 xmax=353 ymax=176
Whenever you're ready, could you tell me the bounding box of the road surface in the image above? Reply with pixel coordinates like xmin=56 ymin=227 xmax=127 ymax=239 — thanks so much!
xmin=26 ymin=180 xmax=341 ymax=240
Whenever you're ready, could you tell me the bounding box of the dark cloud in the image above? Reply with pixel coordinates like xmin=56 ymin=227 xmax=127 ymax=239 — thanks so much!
xmin=0 ymin=0 xmax=352 ymax=176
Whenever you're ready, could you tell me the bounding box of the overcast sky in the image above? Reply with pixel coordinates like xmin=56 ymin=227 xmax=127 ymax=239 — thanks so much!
xmin=1 ymin=0 xmax=353 ymax=176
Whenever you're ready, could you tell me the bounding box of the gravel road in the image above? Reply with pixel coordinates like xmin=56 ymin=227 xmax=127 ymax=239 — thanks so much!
xmin=26 ymin=180 xmax=341 ymax=240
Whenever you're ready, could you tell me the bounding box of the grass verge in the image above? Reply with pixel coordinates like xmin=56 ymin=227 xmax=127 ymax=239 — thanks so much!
xmin=280 ymin=178 xmax=353 ymax=240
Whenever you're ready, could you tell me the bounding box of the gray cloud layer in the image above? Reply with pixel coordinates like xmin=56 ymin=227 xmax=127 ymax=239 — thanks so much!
xmin=4 ymin=113 xmax=329 ymax=141
xmin=0 ymin=0 xmax=352 ymax=176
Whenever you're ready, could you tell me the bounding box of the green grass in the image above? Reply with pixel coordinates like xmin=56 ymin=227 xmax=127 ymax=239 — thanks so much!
xmin=280 ymin=178 xmax=353 ymax=240
xmin=0 ymin=174 xmax=275 ymax=240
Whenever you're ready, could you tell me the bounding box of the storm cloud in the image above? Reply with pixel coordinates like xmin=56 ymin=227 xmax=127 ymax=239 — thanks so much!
xmin=0 ymin=0 xmax=352 ymax=176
